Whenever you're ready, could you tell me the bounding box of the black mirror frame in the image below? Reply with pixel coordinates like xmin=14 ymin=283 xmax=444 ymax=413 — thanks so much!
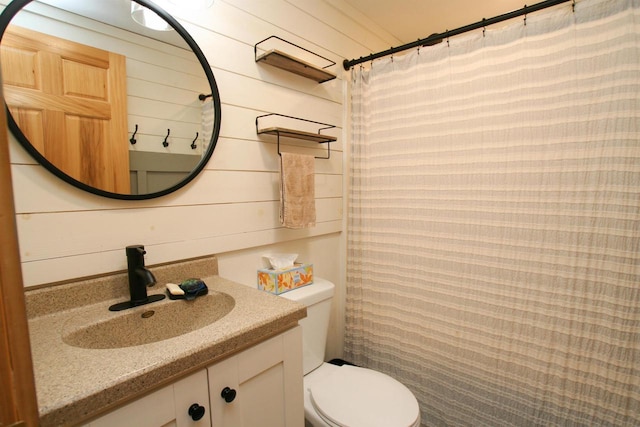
xmin=0 ymin=0 xmax=222 ymax=200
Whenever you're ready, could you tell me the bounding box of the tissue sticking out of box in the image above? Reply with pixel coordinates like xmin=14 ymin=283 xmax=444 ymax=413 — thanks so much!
xmin=264 ymin=253 xmax=298 ymax=270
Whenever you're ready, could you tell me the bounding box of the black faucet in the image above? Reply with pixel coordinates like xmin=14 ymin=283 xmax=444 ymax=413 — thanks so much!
xmin=109 ymin=245 xmax=166 ymax=311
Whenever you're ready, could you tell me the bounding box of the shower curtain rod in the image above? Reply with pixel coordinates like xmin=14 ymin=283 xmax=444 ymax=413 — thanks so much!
xmin=342 ymin=0 xmax=572 ymax=70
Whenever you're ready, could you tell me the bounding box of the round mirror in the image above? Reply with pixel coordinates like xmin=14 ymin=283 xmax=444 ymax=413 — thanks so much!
xmin=0 ymin=0 xmax=221 ymax=199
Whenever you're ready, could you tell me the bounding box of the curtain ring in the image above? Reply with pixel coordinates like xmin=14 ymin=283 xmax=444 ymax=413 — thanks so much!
xmin=523 ymin=4 xmax=527 ymax=25
xmin=482 ymin=18 xmax=486 ymax=37
xmin=572 ymin=0 xmax=575 ymax=12
xmin=446 ymin=30 xmax=450 ymax=47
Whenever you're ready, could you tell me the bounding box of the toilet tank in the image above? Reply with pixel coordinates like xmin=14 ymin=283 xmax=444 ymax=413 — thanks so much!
xmin=279 ymin=278 xmax=335 ymax=375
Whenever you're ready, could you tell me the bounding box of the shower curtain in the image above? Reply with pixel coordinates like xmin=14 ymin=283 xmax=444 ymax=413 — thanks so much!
xmin=345 ymin=0 xmax=640 ymax=425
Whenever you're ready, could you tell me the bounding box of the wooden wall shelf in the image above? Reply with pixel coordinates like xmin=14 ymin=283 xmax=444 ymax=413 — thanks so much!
xmin=256 ymin=113 xmax=336 ymax=159
xmin=257 ymin=126 xmax=337 ymax=144
xmin=255 ymin=36 xmax=336 ymax=83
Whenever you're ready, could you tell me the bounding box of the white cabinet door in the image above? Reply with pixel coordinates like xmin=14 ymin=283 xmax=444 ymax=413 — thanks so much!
xmin=208 ymin=326 xmax=303 ymax=427
xmin=86 ymin=370 xmax=211 ymax=427
xmin=173 ymin=369 xmax=211 ymax=427
xmin=83 ymin=327 xmax=303 ymax=427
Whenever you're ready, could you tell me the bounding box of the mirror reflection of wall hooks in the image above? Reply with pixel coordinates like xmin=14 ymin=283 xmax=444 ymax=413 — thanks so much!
xmin=191 ymin=132 xmax=199 ymax=150
xmin=130 ymin=124 xmax=138 ymax=145
xmin=162 ymin=129 xmax=170 ymax=147
xmin=198 ymin=93 xmax=212 ymax=100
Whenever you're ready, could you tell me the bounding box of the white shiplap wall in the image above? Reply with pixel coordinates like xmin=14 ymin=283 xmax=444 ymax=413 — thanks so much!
xmin=4 ymin=0 xmax=399 ymax=359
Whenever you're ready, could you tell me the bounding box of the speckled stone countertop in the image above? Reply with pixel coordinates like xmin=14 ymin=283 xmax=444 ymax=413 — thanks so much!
xmin=25 ymin=255 xmax=306 ymax=427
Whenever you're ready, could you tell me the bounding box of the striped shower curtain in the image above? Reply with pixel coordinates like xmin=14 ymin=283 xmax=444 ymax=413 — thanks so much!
xmin=345 ymin=0 xmax=640 ymax=425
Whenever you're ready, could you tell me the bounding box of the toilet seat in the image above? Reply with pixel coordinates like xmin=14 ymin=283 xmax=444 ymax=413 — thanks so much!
xmin=308 ymin=364 xmax=420 ymax=427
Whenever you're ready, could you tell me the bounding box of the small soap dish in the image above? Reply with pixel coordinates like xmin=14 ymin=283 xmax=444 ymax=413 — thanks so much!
xmin=166 ymin=279 xmax=208 ymax=300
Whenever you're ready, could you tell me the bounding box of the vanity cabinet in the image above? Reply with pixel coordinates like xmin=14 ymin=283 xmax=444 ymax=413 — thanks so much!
xmin=83 ymin=326 xmax=303 ymax=427
xmin=85 ymin=370 xmax=210 ymax=427
xmin=207 ymin=326 xmax=304 ymax=427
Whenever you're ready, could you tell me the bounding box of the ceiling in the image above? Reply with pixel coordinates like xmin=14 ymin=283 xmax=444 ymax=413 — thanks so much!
xmin=343 ymin=0 xmax=536 ymax=44
xmin=41 ymin=1 xmax=540 ymax=48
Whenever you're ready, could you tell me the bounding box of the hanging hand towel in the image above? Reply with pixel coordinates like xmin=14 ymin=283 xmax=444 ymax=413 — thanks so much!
xmin=280 ymin=152 xmax=316 ymax=229
xmin=200 ymin=99 xmax=214 ymax=151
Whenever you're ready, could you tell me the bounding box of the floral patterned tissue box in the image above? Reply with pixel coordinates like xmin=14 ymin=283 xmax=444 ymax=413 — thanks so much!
xmin=257 ymin=264 xmax=313 ymax=295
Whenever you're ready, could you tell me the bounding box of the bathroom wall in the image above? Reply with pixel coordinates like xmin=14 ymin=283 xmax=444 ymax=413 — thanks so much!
xmin=3 ymin=0 xmax=398 ymax=359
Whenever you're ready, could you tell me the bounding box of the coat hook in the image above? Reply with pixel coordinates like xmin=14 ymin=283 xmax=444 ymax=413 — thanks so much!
xmin=162 ymin=129 xmax=170 ymax=147
xmin=130 ymin=124 xmax=138 ymax=145
xmin=191 ymin=132 xmax=198 ymax=149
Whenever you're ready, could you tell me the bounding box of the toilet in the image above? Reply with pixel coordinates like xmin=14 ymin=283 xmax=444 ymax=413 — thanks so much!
xmin=280 ymin=278 xmax=421 ymax=427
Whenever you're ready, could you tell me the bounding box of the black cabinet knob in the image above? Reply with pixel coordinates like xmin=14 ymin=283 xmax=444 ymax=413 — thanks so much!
xmin=221 ymin=386 xmax=237 ymax=403
xmin=188 ymin=403 xmax=206 ymax=421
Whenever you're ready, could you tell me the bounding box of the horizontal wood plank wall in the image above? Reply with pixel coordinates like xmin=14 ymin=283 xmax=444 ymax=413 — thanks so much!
xmin=1 ymin=0 xmax=399 ymax=288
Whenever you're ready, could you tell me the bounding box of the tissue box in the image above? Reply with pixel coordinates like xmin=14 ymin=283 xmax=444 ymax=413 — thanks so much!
xmin=257 ymin=263 xmax=313 ymax=295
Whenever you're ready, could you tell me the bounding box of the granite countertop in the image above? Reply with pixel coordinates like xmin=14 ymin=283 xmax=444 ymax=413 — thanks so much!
xmin=25 ymin=256 xmax=306 ymax=427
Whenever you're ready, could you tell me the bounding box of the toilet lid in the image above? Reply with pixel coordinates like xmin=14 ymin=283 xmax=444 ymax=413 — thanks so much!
xmin=308 ymin=365 xmax=419 ymax=427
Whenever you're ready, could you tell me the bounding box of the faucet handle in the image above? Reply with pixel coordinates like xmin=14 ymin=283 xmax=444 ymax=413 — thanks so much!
xmin=126 ymin=244 xmax=146 ymax=256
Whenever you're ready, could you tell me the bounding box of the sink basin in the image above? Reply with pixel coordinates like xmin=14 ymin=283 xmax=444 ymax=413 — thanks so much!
xmin=62 ymin=292 xmax=235 ymax=349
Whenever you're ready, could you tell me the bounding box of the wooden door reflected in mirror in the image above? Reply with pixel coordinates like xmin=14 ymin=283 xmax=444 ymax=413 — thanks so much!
xmin=0 ymin=0 xmax=221 ymax=200
xmin=2 ymin=26 xmax=130 ymax=194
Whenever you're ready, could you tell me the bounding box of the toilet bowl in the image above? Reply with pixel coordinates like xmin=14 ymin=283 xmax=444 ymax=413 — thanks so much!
xmin=304 ymin=362 xmax=421 ymax=427
xmin=280 ymin=278 xmax=421 ymax=427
